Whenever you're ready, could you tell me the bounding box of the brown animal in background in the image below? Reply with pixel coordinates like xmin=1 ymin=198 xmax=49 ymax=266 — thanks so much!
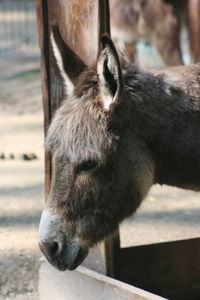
xmin=110 ymin=0 xmax=188 ymax=66
xmin=39 ymin=26 xmax=200 ymax=271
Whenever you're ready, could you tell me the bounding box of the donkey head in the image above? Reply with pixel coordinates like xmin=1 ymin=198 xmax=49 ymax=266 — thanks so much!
xmin=39 ymin=26 xmax=153 ymax=271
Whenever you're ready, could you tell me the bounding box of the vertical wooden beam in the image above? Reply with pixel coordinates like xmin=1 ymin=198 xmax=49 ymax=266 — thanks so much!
xmin=35 ymin=0 xmax=51 ymax=198
xmin=103 ymin=231 xmax=121 ymax=277
xmin=188 ymin=0 xmax=200 ymax=62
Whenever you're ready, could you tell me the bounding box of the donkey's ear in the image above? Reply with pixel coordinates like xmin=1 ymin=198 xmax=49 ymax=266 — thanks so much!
xmin=51 ymin=25 xmax=87 ymax=96
xmin=97 ymin=34 xmax=123 ymax=110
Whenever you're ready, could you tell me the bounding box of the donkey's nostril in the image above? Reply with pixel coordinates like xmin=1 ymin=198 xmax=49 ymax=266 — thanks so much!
xmin=40 ymin=241 xmax=60 ymax=258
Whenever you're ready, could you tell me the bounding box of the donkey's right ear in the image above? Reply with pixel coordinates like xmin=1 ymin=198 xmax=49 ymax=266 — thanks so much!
xmin=51 ymin=25 xmax=87 ymax=96
xmin=97 ymin=34 xmax=123 ymax=111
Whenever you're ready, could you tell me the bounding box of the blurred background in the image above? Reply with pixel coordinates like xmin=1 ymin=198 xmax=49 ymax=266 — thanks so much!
xmin=0 ymin=1 xmax=43 ymax=299
xmin=0 ymin=0 xmax=200 ymax=299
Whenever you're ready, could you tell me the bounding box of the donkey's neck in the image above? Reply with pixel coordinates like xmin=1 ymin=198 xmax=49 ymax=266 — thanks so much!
xmin=125 ymin=64 xmax=200 ymax=190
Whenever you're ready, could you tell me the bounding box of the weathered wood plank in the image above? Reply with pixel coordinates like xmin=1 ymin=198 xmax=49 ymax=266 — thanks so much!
xmin=117 ymin=238 xmax=200 ymax=300
xmin=39 ymin=262 xmax=167 ymax=300
xmin=47 ymin=0 xmax=98 ymax=66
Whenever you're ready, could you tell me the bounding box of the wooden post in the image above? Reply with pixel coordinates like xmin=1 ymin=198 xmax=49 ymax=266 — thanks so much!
xmin=188 ymin=0 xmax=200 ymax=62
xmin=35 ymin=0 xmax=51 ymax=198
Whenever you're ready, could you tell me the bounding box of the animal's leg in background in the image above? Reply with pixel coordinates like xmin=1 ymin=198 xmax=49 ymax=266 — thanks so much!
xmin=152 ymin=25 xmax=183 ymax=66
xmin=124 ymin=41 xmax=137 ymax=62
xmin=188 ymin=0 xmax=200 ymax=62
xmin=112 ymin=38 xmax=137 ymax=63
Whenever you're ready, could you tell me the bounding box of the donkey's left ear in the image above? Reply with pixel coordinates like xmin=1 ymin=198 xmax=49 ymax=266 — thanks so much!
xmin=97 ymin=34 xmax=123 ymax=110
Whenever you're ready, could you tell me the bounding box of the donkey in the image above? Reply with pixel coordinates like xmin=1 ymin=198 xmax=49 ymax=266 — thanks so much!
xmin=39 ymin=25 xmax=200 ymax=271
xmin=110 ymin=0 xmax=188 ymax=65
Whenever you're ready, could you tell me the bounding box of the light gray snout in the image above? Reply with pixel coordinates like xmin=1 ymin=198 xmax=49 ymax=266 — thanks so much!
xmin=39 ymin=210 xmax=88 ymax=271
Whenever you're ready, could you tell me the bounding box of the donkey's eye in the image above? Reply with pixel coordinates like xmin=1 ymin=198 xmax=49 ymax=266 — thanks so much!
xmin=77 ymin=160 xmax=97 ymax=173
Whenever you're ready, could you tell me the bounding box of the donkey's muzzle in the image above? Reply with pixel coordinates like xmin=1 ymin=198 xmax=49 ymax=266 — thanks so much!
xmin=39 ymin=239 xmax=87 ymax=271
xmin=39 ymin=209 xmax=88 ymax=271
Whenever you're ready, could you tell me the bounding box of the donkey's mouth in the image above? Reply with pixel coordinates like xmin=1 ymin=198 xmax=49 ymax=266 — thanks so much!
xmin=51 ymin=247 xmax=88 ymax=271
xmin=39 ymin=241 xmax=88 ymax=271
xmin=68 ymin=247 xmax=88 ymax=270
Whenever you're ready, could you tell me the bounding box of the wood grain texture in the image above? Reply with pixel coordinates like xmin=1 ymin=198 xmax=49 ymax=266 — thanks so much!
xmin=47 ymin=0 xmax=98 ymax=65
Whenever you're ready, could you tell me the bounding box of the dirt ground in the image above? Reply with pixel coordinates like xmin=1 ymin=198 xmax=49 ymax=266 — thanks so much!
xmin=0 ymin=47 xmax=44 ymax=299
xmin=0 ymin=29 xmax=200 ymax=300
